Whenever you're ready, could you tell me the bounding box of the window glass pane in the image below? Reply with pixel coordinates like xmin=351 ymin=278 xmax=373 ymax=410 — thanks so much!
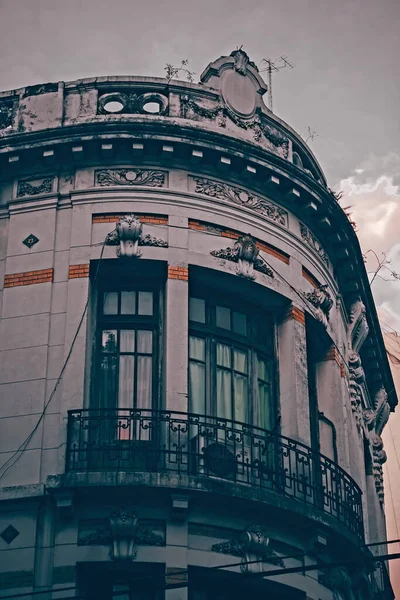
xmin=103 ymin=292 xmax=118 ymax=315
xmin=216 ymin=306 xmax=231 ymax=330
xmin=258 ymin=382 xmax=272 ymax=430
xmin=189 ymin=362 xmax=206 ymax=415
xmin=138 ymin=291 xmax=153 ymax=315
xmin=137 ymin=356 xmax=152 ymax=409
xmin=234 ymin=374 xmax=248 ymax=422
xmin=120 ymin=330 xmax=135 ymax=353
xmin=121 ymin=291 xmax=136 ymax=314
xmin=102 ymin=330 xmax=117 ymax=352
xmin=232 ymin=311 xmax=247 ymax=336
xmin=118 ymin=355 xmax=135 ymax=409
xmin=216 ymin=343 xmax=231 ymax=368
xmin=234 ymin=349 xmax=248 ymax=373
xmin=99 ymin=354 xmax=117 ymax=409
xmin=257 ymin=357 xmax=270 ymax=382
xmin=189 ymin=297 xmax=206 ymax=323
xmin=189 ymin=336 xmax=205 ymax=361
xmin=319 ymin=419 xmax=336 ymax=461
xmin=217 ymin=369 xmax=232 ymax=420
xmin=137 ymin=330 xmax=153 ymax=354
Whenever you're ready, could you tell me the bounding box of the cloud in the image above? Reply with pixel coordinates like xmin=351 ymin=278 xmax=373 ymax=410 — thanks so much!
xmin=338 ymin=154 xmax=400 ymax=331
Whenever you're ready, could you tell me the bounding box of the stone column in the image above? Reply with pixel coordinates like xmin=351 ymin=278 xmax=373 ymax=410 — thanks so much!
xmin=315 ymin=346 xmax=345 ymax=462
xmin=164 ymin=216 xmax=189 ymax=414
xmin=277 ymin=305 xmax=310 ymax=445
xmin=165 ymin=494 xmax=189 ymax=600
xmin=33 ymin=498 xmax=55 ymax=599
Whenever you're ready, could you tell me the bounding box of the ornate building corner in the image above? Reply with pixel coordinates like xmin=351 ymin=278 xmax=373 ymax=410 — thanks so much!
xmin=95 ymin=168 xmax=166 ymax=187
xmin=348 ymin=299 xmax=369 ymax=354
xmin=303 ymin=284 xmax=333 ymax=327
xmin=210 ymin=234 xmax=273 ymax=279
xmin=108 ymin=509 xmax=139 ymax=561
xmin=105 ymin=214 xmax=168 ymax=257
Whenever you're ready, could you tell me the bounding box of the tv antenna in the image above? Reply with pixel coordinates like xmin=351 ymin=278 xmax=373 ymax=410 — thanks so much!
xmin=259 ymin=55 xmax=294 ymax=112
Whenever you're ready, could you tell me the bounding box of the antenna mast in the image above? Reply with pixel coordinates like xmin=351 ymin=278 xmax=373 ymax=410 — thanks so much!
xmin=260 ymin=55 xmax=294 ymax=112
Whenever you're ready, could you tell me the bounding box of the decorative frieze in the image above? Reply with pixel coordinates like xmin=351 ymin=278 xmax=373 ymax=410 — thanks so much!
xmin=17 ymin=176 xmax=54 ymax=198
xmin=303 ymin=284 xmax=333 ymax=328
xmin=181 ymin=96 xmax=289 ymax=158
xmin=96 ymin=169 xmax=166 ymax=188
xmin=192 ymin=177 xmax=288 ymax=227
xmin=211 ymin=234 xmax=274 ymax=279
xmin=105 ymin=214 xmax=168 ymax=257
xmin=98 ymin=91 xmax=168 ymax=116
xmin=300 ymin=223 xmax=329 ymax=266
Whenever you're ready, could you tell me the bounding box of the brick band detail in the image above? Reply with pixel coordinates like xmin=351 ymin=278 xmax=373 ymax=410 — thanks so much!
xmin=189 ymin=220 xmax=290 ymax=264
xmin=168 ymin=266 xmax=188 ymax=281
xmin=285 ymin=306 xmax=306 ymax=325
xmin=323 ymin=346 xmax=342 ymax=368
xmin=68 ymin=264 xmax=90 ymax=279
xmin=93 ymin=213 xmax=168 ymax=224
xmin=4 ymin=268 xmax=53 ymax=288
xmin=302 ymin=266 xmax=320 ymax=288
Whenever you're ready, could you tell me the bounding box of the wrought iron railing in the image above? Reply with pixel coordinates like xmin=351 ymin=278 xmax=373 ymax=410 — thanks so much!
xmin=66 ymin=409 xmax=364 ymax=540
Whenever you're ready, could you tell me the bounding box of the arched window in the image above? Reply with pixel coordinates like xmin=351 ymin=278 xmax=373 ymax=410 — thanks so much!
xmin=188 ymin=293 xmax=276 ymax=430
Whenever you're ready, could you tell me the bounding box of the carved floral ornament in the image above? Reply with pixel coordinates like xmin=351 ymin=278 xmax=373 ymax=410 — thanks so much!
xmin=192 ymin=177 xmax=288 ymax=227
xmin=210 ymin=234 xmax=273 ymax=280
xmin=96 ymin=169 xmax=166 ymax=188
xmin=105 ymin=214 xmax=168 ymax=257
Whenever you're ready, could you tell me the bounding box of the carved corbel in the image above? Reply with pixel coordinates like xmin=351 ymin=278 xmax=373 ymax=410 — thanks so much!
xmin=210 ymin=234 xmax=273 ymax=279
xmin=108 ymin=509 xmax=139 ymax=561
xmin=240 ymin=526 xmax=270 ymax=574
xmin=348 ymin=299 xmax=369 ymax=354
xmin=116 ymin=214 xmax=143 ymax=258
xmin=105 ymin=214 xmax=168 ymax=257
xmin=374 ymin=387 xmax=390 ymax=436
xmin=303 ymin=284 xmax=333 ymax=328
xmin=371 ymin=435 xmax=386 ymax=504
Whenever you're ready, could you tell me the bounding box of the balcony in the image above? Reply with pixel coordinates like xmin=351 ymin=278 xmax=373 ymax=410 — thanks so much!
xmin=66 ymin=409 xmax=364 ymax=541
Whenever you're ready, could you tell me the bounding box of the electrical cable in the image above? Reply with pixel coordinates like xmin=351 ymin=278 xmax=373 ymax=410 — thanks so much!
xmin=1 ymin=549 xmax=400 ymax=599
xmin=0 ymin=237 xmax=109 ymax=483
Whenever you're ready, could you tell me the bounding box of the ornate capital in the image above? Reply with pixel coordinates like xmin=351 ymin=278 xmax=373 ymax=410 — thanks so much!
xmin=108 ymin=509 xmax=139 ymax=561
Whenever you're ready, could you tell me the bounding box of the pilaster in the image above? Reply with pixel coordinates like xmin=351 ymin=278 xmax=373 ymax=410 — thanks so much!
xmin=277 ymin=304 xmax=310 ymax=445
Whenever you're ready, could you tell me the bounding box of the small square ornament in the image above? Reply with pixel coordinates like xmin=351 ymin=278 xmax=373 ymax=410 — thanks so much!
xmin=1 ymin=525 xmax=20 ymax=544
xmin=23 ymin=234 xmax=39 ymax=248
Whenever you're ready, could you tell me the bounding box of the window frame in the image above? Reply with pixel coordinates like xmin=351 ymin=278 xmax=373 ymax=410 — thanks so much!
xmin=188 ymin=290 xmax=277 ymax=429
xmin=93 ymin=283 xmax=162 ymax=412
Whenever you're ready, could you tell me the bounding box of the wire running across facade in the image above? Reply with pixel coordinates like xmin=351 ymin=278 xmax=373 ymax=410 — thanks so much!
xmin=66 ymin=408 xmax=364 ymax=540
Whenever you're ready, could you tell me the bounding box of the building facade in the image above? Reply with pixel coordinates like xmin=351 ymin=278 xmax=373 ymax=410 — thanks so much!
xmin=0 ymin=50 xmax=397 ymax=599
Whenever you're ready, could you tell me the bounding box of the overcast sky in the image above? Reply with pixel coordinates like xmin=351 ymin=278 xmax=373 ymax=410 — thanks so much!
xmin=0 ymin=0 xmax=399 ymax=327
